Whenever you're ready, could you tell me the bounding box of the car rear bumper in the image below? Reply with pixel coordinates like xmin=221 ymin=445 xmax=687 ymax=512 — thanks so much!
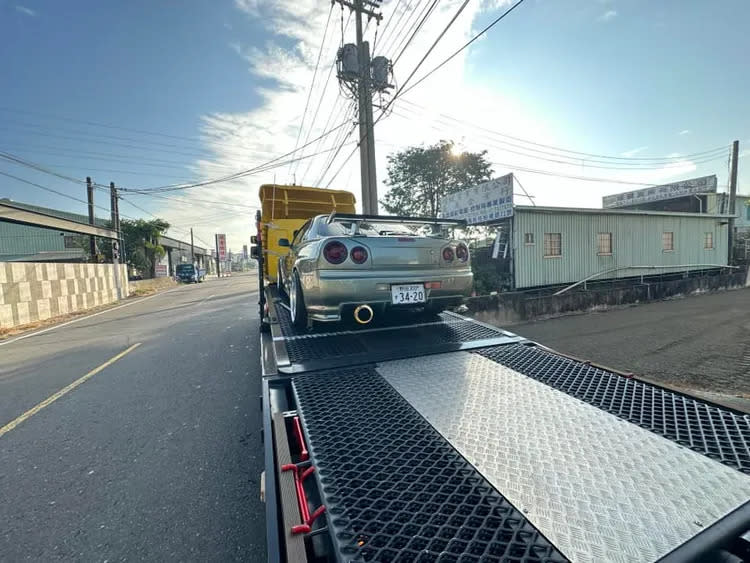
xmin=301 ymin=268 xmax=473 ymax=322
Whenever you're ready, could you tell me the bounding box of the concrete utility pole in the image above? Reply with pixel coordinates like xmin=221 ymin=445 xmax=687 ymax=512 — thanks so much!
xmin=728 ymin=140 xmax=740 ymax=264
xmin=190 ymin=228 xmax=195 ymax=264
xmin=86 ymin=177 xmax=97 ymax=260
xmin=334 ymin=0 xmax=387 ymax=215
xmin=109 ymin=182 xmax=123 ymax=299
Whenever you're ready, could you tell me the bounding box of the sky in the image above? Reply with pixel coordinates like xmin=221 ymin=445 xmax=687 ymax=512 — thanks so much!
xmin=1 ymin=0 xmax=749 ymax=251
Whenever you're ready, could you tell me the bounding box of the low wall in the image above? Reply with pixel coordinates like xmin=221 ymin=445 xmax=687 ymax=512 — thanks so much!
xmin=0 ymin=262 xmax=128 ymax=329
xmin=467 ymin=268 xmax=749 ymax=326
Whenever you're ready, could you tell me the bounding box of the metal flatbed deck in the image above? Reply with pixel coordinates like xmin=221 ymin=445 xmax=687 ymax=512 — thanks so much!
xmin=261 ymin=286 xmax=750 ymax=562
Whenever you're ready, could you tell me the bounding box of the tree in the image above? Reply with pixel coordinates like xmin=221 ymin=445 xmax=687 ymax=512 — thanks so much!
xmin=121 ymin=218 xmax=170 ymax=278
xmin=380 ymin=140 xmax=493 ymax=217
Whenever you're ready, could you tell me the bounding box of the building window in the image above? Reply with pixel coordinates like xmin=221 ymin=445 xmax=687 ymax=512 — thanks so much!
xmin=63 ymin=235 xmax=78 ymax=249
xmin=524 ymin=233 xmax=535 ymax=245
xmin=597 ymin=232 xmax=612 ymax=255
xmin=544 ymin=233 xmax=562 ymax=257
xmin=704 ymin=232 xmax=713 ymax=249
xmin=746 ymin=205 xmax=750 ymax=221
xmin=662 ymin=231 xmax=674 ymax=252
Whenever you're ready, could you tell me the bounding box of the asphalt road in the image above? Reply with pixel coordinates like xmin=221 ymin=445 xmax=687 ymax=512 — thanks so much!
xmin=0 ymin=274 xmax=265 ymax=562
xmin=511 ymin=287 xmax=750 ymax=409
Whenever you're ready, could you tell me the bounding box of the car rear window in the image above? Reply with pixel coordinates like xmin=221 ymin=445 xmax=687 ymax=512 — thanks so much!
xmin=321 ymin=221 xmax=416 ymax=237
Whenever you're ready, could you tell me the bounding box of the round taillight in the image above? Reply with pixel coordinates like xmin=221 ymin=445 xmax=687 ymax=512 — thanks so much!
xmin=456 ymin=243 xmax=469 ymax=262
xmin=350 ymin=246 xmax=368 ymax=264
xmin=323 ymin=241 xmax=347 ymax=264
xmin=442 ymin=247 xmax=455 ymax=261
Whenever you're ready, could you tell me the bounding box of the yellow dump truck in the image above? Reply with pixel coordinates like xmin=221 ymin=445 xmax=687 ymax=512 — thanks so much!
xmin=255 ymin=184 xmax=356 ymax=283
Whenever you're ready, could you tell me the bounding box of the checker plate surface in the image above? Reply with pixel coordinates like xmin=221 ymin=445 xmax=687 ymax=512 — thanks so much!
xmin=377 ymin=352 xmax=750 ymax=563
xmin=293 ymin=367 xmax=568 ymax=563
xmin=476 ymin=344 xmax=750 ymax=473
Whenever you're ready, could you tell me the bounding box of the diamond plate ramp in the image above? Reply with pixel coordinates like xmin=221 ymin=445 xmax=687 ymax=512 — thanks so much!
xmin=377 ymin=352 xmax=750 ymax=563
xmin=293 ymin=367 xmax=568 ymax=563
xmin=476 ymin=344 xmax=750 ymax=474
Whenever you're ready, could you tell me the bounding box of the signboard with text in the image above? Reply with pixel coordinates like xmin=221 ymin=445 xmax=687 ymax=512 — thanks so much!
xmin=217 ymin=233 xmax=227 ymax=261
xmin=440 ymin=173 xmax=514 ymax=225
xmin=602 ymin=175 xmax=718 ymax=209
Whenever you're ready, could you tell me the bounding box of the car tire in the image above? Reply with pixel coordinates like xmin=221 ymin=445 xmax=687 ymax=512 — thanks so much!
xmin=290 ymin=271 xmax=307 ymax=329
xmin=277 ymin=260 xmax=286 ymax=296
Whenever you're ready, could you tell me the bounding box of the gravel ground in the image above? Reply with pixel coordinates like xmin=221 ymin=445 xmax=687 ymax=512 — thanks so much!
xmin=509 ymin=288 xmax=750 ymax=410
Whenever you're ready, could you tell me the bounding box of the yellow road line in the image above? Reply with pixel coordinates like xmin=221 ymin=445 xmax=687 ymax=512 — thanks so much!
xmin=0 ymin=342 xmax=142 ymax=438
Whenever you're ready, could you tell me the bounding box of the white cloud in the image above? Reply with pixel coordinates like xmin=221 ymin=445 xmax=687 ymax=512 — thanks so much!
xmin=15 ymin=5 xmax=36 ymax=16
xmin=153 ymin=0 xmax=707 ymax=249
xmin=621 ymin=146 xmax=648 ymax=158
xmin=598 ymin=10 xmax=617 ymax=22
xmin=679 ymin=129 xmax=690 ymax=135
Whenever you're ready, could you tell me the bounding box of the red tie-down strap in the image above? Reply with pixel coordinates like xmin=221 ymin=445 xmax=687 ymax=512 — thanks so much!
xmin=282 ymin=462 xmax=326 ymax=535
xmin=292 ymin=416 xmax=309 ymax=462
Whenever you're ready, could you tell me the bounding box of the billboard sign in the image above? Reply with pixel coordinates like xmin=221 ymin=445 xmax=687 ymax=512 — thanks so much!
xmin=216 ymin=233 xmax=227 ymax=261
xmin=602 ymin=175 xmax=718 ymax=209
xmin=441 ymin=173 xmax=514 ymax=225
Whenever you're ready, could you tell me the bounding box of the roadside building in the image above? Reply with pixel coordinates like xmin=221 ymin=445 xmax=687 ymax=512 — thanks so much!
xmin=0 ymin=199 xmax=108 ymax=262
xmin=509 ymin=206 xmax=730 ymax=289
xmin=442 ymin=174 xmax=734 ymax=291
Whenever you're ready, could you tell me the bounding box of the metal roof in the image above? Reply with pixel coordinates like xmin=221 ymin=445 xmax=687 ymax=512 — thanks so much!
xmin=0 ymin=201 xmax=119 ymax=238
xmin=514 ymin=205 xmax=734 ymax=219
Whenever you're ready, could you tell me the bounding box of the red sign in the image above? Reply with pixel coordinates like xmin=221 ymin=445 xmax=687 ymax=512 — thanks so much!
xmin=217 ymin=234 xmax=227 ymax=261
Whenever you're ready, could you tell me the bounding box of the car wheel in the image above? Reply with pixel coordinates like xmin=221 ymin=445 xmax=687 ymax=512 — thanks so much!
xmin=277 ymin=260 xmax=286 ymax=296
xmin=290 ymin=271 xmax=307 ymax=329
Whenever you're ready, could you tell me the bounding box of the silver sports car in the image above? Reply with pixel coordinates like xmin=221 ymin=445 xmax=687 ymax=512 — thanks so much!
xmin=277 ymin=213 xmax=473 ymax=328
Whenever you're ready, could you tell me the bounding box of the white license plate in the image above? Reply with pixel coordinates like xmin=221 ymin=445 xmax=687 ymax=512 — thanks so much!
xmin=391 ymin=284 xmax=426 ymax=305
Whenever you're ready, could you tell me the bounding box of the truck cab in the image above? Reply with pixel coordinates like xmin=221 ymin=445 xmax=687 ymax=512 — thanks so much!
xmin=175 ymin=263 xmax=204 ymax=283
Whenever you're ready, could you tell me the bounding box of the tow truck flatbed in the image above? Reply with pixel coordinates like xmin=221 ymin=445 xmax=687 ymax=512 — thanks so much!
xmin=260 ymin=285 xmax=750 ymax=562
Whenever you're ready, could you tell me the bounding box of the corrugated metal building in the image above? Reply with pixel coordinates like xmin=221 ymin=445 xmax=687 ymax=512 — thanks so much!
xmin=0 ymin=199 xmax=105 ymax=261
xmin=511 ymin=206 xmax=730 ymax=289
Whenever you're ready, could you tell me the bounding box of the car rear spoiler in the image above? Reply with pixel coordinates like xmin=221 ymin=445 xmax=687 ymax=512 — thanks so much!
xmin=326 ymin=212 xmax=467 ymax=228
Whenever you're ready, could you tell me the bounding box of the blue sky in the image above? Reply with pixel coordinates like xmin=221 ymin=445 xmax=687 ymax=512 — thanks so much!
xmin=1 ymin=0 xmax=748 ymax=248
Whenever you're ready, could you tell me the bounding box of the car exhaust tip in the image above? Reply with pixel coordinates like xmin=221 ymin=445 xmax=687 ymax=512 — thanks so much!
xmin=353 ymin=304 xmax=374 ymax=325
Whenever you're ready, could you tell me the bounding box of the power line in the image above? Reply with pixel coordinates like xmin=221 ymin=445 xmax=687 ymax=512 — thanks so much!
xmin=0 ymin=151 xmax=85 ymax=185
xmin=300 ymin=100 xmax=356 ymax=184
xmin=376 ymin=0 xmax=423 ymax=57
xmin=293 ymin=11 xmax=353 ymax=181
xmin=373 ymin=0 xmax=406 ymax=53
xmin=326 ymin=0 xmax=475 ymax=186
xmin=388 ymin=107 xmax=729 ymax=171
xmin=116 ymin=120 xmax=352 ymax=193
xmin=288 ymin=4 xmax=334 ymax=180
xmin=319 ymin=126 xmax=359 ymax=187
xmin=394 ymin=101 xmax=730 ymax=166
xmin=0 ymin=169 xmax=117 ymax=218
xmin=0 ymin=119 xmax=293 ymax=164
xmin=399 ymin=0 xmax=526 ymax=99
xmin=390 ymin=0 xmax=440 ymax=66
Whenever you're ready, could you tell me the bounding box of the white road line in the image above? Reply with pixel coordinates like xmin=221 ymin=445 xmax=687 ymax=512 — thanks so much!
xmin=0 ymin=288 xmax=182 ymax=347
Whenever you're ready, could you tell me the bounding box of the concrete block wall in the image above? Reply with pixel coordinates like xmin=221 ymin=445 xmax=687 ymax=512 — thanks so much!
xmin=0 ymin=262 xmax=128 ymax=329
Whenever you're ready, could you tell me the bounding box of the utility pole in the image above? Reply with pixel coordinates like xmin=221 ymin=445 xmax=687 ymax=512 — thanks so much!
xmin=109 ymin=182 xmax=123 ymax=299
xmin=728 ymin=140 xmax=739 ymax=264
xmin=215 ymin=233 xmax=221 ymax=278
xmin=86 ymin=177 xmax=97 ymax=261
xmin=190 ymin=228 xmax=195 ymax=264
xmin=335 ymin=0 xmax=389 ymax=215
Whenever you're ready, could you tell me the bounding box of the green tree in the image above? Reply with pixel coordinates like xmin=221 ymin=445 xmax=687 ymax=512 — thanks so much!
xmin=121 ymin=218 xmax=170 ymax=278
xmin=380 ymin=140 xmax=493 ymax=217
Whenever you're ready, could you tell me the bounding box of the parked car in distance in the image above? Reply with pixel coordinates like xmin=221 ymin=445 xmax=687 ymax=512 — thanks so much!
xmin=175 ymin=263 xmax=205 ymax=283
xmin=277 ymin=213 xmax=472 ymax=328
